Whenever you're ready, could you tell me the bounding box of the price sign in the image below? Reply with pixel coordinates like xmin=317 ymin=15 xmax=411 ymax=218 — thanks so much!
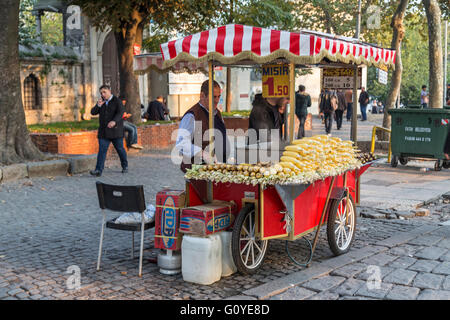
xmin=322 ymin=68 xmax=362 ymax=89
xmin=261 ymin=64 xmax=290 ymax=98
xmin=378 ymin=68 xmax=388 ymax=85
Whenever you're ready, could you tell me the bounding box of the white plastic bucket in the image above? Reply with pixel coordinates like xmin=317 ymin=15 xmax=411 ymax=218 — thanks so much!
xmin=181 ymin=234 xmax=222 ymax=285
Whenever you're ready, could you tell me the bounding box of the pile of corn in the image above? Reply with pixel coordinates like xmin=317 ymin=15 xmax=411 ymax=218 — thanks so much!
xmin=185 ymin=135 xmax=364 ymax=186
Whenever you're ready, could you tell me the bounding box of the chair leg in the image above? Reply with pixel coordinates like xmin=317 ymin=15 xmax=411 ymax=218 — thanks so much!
xmin=131 ymin=232 xmax=134 ymax=259
xmin=97 ymin=212 xmax=106 ymax=271
xmin=139 ymin=214 xmax=145 ymax=277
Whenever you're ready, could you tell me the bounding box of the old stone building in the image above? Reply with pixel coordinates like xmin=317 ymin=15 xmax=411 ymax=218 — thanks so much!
xmin=21 ymin=0 xmax=149 ymax=124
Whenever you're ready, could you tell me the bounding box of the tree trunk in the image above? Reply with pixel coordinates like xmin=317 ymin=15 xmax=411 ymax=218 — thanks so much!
xmin=114 ymin=13 xmax=144 ymax=125
xmin=380 ymin=0 xmax=409 ymax=140
xmin=423 ymin=0 xmax=443 ymax=108
xmin=0 ymin=0 xmax=45 ymax=165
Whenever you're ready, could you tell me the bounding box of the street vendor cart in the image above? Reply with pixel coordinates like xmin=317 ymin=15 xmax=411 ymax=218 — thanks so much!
xmin=135 ymin=24 xmax=395 ymax=274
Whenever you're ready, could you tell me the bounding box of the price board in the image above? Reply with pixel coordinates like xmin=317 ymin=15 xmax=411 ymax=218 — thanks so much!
xmin=261 ymin=64 xmax=290 ymax=98
xmin=377 ymin=65 xmax=388 ymax=85
xmin=322 ymin=68 xmax=362 ymax=90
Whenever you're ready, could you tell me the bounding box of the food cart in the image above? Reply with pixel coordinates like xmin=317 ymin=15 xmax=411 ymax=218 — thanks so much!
xmin=135 ymin=24 xmax=396 ymax=274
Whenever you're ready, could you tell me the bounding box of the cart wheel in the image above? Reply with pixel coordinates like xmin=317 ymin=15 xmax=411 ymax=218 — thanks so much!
xmin=231 ymin=203 xmax=268 ymax=274
xmin=391 ymin=155 xmax=398 ymax=167
xmin=327 ymin=193 xmax=356 ymax=256
xmin=435 ymin=160 xmax=443 ymax=171
xmin=399 ymin=157 xmax=408 ymax=166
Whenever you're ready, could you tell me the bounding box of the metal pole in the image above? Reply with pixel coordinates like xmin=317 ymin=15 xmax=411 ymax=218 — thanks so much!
xmin=355 ymin=0 xmax=362 ymax=39
xmin=351 ymin=0 xmax=362 ymax=143
xmin=351 ymin=65 xmax=358 ymax=144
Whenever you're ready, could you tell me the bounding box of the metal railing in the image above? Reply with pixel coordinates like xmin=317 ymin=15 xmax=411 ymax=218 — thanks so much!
xmin=370 ymin=126 xmax=392 ymax=163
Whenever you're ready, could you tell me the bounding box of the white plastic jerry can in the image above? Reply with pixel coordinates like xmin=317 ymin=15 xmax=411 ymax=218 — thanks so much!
xmin=181 ymin=234 xmax=222 ymax=285
xmin=218 ymin=231 xmax=237 ymax=277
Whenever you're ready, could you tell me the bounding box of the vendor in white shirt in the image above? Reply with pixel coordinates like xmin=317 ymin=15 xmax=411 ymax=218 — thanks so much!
xmin=175 ymin=80 xmax=229 ymax=173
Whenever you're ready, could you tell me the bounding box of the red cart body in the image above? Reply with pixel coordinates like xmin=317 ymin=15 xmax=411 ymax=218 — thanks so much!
xmin=186 ymin=164 xmax=371 ymax=241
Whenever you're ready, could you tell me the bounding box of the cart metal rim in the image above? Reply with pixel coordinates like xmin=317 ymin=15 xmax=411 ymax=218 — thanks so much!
xmin=239 ymin=208 xmax=268 ymax=269
xmin=334 ymin=198 xmax=355 ymax=251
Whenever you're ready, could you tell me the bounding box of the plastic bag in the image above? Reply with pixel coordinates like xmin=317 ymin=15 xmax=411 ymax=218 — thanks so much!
xmin=114 ymin=204 xmax=156 ymax=225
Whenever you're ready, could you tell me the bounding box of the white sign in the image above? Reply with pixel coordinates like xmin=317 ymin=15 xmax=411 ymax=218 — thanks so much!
xmin=378 ymin=68 xmax=388 ymax=85
xmin=168 ymin=72 xmax=207 ymax=95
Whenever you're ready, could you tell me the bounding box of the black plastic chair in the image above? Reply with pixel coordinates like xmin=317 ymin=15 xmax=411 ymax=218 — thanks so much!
xmin=95 ymin=181 xmax=155 ymax=277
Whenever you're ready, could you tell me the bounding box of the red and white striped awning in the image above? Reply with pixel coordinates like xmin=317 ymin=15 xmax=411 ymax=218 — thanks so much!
xmin=134 ymin=53 xmax=208 ymax=75
xmin=160 ymin=24 xmax=396 ymax=70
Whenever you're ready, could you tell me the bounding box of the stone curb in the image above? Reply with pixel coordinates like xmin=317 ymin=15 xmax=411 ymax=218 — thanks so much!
xmin=228 ymin=224 xmax=441 ymax=300
xmin=27 ymin=159 xmax=69 ymax=178
xmin=0 ymin=155 xmax=96 ymax=184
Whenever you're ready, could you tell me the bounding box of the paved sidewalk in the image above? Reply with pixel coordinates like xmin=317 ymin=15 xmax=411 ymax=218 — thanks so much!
xmin=231 ymin=223 xmax=450 ymax=300
xmin=0 ymin=112 xmax=449 ymax=300
xmin=360 ymin=160 xmax=450 ymax=212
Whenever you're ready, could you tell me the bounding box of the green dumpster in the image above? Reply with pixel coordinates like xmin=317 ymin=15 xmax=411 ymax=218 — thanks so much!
xmin=388 ymin=107 xmax=450 ymax=170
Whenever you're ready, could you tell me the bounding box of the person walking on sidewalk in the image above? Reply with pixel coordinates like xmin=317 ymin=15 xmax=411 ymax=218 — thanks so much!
xmin=344 ymin=89 xmax=353 ymax=121
xmin=295 ymin=85 xmax=311 ymax=139
xmin=335 ymin=89 xmax=347 ymax=130
xmin=90 ymin=84 xmax=128 ymax=177
xmin=319 ymin=90 xmax=337 ymax=134
xmin=358 ymin=87 xmax=369 ymax=121
xmin=421 ymin=85 xmax=429 ymax=108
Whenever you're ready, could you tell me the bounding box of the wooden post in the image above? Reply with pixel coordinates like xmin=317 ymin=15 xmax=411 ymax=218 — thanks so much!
xmin=351 ymin=65 xmax=358 ymax=144
xmin=208 ymin=61 xmax=214 ymax=157
xmin=288 ymin=62 xmax=295 ymax=143
xmin=207 ymin=61 xmax=214 ymax=202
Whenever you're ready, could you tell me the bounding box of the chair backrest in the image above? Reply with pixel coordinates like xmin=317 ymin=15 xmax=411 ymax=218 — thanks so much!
xmin=96 ymin=182 xmax=146 ymax=213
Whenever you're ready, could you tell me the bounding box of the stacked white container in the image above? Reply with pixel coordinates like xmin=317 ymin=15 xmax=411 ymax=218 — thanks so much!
xmin=181 ymin=234 xmax=222 ymax=285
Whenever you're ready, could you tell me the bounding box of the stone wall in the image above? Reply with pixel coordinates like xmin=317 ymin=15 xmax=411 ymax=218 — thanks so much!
xmin=20 ymin=56 xmax=85 ymax=125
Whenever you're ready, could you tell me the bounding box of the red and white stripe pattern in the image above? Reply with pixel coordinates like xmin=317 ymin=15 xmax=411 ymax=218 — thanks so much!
xmin=160 ymin=24 xmax=396 ymax=68
xmin=442 ymin=119 xmax=449 ymax=126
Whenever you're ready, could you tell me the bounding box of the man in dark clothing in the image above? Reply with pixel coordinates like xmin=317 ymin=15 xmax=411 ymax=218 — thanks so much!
xmin=249 ymin=94 xmax=286 ymax=142
xmin=358 ymin=87 xmax=369 ymax=121
xmin=335 ymin=90 xmax=347 ymax=130
xmin=344 ymin=89 xmax=353 ymax=121
xmin=295 ymin=85 xmax=311 ymax=139
xmin=90 ymin=84 xmax=128 ymax=177
xmin=145 ymin=96 xmax=166 ymax=121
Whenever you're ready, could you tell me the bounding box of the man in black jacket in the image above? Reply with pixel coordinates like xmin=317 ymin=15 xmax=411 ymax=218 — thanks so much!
xmin=89 ymin=84 xmax=128 ymax=177
xmin=249 ymin=94 xmax=285 ymax=142
xmin=145 ymin=96 xmax=166 ymax=121
xmin=295 ymin=85 xmax=311 ymax=139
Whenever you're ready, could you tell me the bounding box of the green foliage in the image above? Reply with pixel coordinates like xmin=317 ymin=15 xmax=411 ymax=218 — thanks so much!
xmin=230 ymin=0 xmax=295 ymax=30
xmin=142 ymin=33 xmax=169 ymax=53
xmin=19 ymin=0 xmax=38 ymax=45
xmin=28 ymin=119 xmax=174 ymax=133
xmin=41 ymin=12 xmax=64 ymax=46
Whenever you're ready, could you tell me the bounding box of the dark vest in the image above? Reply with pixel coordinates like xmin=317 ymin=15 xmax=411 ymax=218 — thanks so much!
xmin=180 ymin=103 xmax=228 ymax=172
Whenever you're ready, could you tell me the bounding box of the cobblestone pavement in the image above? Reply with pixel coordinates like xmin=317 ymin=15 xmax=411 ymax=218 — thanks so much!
xmin=2 ymin=146 xmax=448 ymax=300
